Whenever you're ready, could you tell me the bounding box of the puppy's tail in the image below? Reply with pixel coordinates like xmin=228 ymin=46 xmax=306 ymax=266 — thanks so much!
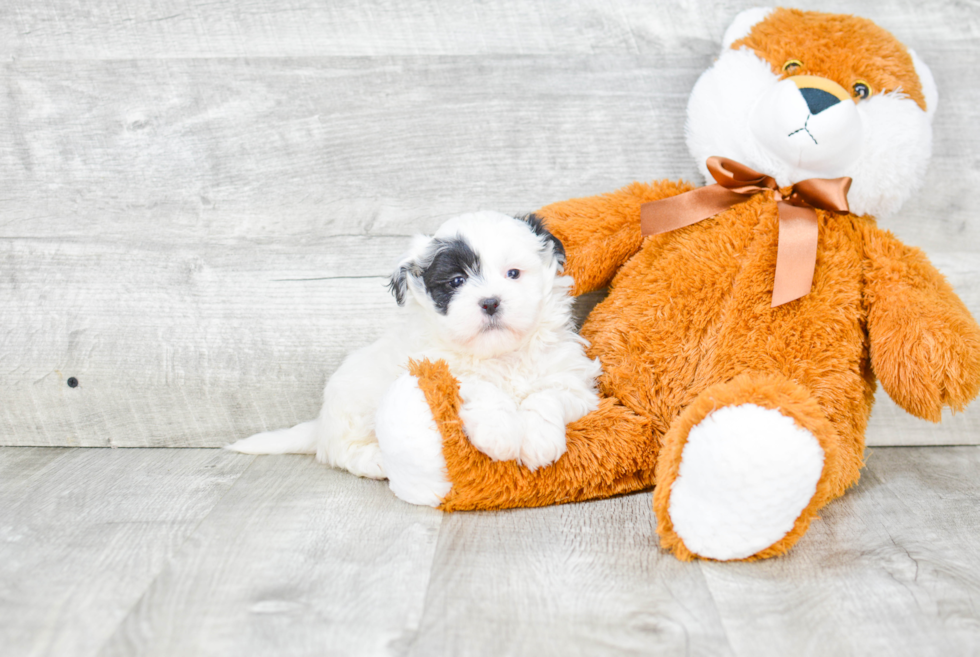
xmin=225 ymin=420 xmax=318 ymax=455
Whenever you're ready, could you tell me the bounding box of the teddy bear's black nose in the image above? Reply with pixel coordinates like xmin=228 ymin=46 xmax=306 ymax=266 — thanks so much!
xmin=480 ymin=297 xmax=500 ymax=316
xmin=799 ymin=87 xmax=841 ymax=115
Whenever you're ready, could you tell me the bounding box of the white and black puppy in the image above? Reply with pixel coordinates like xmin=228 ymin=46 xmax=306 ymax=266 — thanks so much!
xmin=227 ymin=211 xmax=601 ymax=486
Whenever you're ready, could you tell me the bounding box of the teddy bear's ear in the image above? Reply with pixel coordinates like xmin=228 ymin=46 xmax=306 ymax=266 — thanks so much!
xmin=909 ymin=48 xmax=938 ymax=122
xmin=721 ymin=7 xmax=773 ymax=51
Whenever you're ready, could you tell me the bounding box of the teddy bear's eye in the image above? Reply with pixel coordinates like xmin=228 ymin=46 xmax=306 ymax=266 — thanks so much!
xmin=852 ymin=80 xmax=872 ymax=100
xmin=782 ymin=59 xmax=803 ymax=74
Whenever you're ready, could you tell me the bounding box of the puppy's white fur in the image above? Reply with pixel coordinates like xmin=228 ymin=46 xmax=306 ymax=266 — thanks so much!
xmin=228 ymin=211 xmax=601 ymax=487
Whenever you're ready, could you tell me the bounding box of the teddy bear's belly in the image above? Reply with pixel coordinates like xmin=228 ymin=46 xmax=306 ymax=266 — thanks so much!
xmin=580 ymin=209 xmax=875 ymax=441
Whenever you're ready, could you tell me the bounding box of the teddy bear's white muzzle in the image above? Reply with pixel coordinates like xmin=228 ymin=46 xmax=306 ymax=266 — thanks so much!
xmin=750 ymin=77 xmax=863 ymax=175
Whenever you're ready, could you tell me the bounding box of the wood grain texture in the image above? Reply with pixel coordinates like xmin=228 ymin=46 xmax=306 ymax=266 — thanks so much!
xmin=1 ymin=46 xmax=977 ymax=250
xmin=2 ymin=446 xmax=977 ymax=656
xmin=1 ymin=0 xmax=979 ymax=447
xmin=699 ymin=445 xmax=980 ymax=657
xmin=1 ymin=236 xmax=402 ymax=447
xmin=1 ymin=0 xmax=976 ymax=60
xmin=0 ymin=447 xmax=254 ymax=657
xmin=0 ymin=55 xmax=700 ymax=242
xmin=97 ymin=454 xmax=444 ymax=657
xmin=409 ymin=497 xmax=732 ymax=657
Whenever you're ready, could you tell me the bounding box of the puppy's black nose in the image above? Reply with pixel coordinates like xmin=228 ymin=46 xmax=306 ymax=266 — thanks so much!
xmin=480 ymin=297 xmax=500 ymax=316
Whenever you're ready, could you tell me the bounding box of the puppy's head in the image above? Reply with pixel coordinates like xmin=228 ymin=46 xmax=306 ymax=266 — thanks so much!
xmin=389 ymin=211 xmax=566 ymax=359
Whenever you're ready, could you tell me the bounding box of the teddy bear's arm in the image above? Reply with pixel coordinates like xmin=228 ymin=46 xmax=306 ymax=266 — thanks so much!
xmin=535 ymin=180 xmax=694 ymax=295
xmin=862 ymin=223 xmax=980 ymax=421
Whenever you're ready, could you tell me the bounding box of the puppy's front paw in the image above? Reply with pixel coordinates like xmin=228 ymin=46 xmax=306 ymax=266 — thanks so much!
xmin=347 ymin=443 xmax=387 ymax=480
xmin=458 ymin=380 xmax=523 ymax=462
xmin=519 ymin=411 xmax=567 ymax=471
xmin=319 ymin=441 xmax=387 ymax=480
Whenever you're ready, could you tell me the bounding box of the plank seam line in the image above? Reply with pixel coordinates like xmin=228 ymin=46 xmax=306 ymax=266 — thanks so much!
xmin=270 ymin=275 xmax=386 ymax=282
xmin=392 ymin=510 xmax=446 ymax=656
xmin=695 ymin=559 xmax=739 ymax=655
xmin=850 ymin=462 xmax=929 ymax=614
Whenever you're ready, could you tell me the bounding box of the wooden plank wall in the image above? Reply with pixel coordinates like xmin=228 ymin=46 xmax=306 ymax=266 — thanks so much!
xmin=2 ymin=0 xmax=979 ymax=447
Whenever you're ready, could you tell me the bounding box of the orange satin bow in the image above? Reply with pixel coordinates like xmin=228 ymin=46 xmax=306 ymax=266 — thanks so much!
xmin=640 ymin=156 xmax=852 ymax=307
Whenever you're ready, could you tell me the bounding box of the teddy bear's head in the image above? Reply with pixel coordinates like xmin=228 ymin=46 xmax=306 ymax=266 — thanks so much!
xmin=686 ymin=7 xmax=937 ymax=218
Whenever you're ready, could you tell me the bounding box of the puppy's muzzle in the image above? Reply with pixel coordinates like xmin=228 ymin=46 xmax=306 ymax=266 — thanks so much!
xmin=480 ymin=297 xmax=500 ymax=316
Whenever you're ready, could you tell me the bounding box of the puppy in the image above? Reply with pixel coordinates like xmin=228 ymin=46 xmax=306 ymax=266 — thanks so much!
xmin=227 ymin=211 xmax=601 ymax=479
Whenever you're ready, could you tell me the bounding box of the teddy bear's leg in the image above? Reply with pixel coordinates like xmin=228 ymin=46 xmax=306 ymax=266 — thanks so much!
xmin=394 ymin=359 xmax=658 ymax=511
xmin=375 ymin=371 xmax=453 ymax=506
xmin=652 ymin=372 xmax=851 ymax=561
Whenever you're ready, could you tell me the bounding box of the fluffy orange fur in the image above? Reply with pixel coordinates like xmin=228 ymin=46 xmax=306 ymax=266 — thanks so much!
xmin=732 ymin=8 xmax=927 ymax=110
xmin=410 ymin=359 xmax=658 ymax=512
xmin=862 ymin=226 xmax=980 ymax=421
xmin=418 ymin=178 xmax=980 ymax=559
xmin=652 ymin=372 xmax=848 ymax=561
xmin=403 ymin=10 xmax=979 ymax=561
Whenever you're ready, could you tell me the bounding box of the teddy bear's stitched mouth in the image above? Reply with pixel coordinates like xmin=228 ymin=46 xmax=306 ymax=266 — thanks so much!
xmin=787 ymin=114 xmax=818 ymax=145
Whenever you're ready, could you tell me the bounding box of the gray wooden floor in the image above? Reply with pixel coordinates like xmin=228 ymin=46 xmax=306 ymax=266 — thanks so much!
xmin=2 ymin=445 xmax=979 ymax=657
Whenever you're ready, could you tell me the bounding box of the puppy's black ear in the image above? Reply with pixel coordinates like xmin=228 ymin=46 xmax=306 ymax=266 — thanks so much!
xmin=388 ymin=263 xmax=412 ymax=306
xmin=388 ymin=235 xmax=434 ymax=306
xmin=521 ymin=213 xmax=566 ymax=267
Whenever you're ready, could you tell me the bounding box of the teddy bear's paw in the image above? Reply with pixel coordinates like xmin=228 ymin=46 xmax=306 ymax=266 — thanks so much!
xmin=668 ymin=404 xmax=825 ymax=560
xmin=458 ymin=379 xmax=523 ymax=462
xmin=375 ymin=373 xmax=452 ymax=506
xmin=518 ymin=411 xmax=567 ymax=471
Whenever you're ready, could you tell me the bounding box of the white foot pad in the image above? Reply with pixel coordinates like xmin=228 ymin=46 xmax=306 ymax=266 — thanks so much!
xmin=668 ymin=404 xmax=825 ymax=560
xmin=375 ymin=373 xmax=452 ymax=507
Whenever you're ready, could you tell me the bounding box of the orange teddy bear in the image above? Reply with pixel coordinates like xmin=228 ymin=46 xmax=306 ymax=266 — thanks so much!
xmin=383 ymin=8 xmax=980 ymax=561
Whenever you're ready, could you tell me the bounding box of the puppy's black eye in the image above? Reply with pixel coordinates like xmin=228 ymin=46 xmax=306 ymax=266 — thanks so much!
xmin=852 ymin=81 xmax=872 ymax=100
xmin=507 ymin=269 xmax=520 ymax=280
xmin=450 ymin=275 xmax=466 ymax=288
